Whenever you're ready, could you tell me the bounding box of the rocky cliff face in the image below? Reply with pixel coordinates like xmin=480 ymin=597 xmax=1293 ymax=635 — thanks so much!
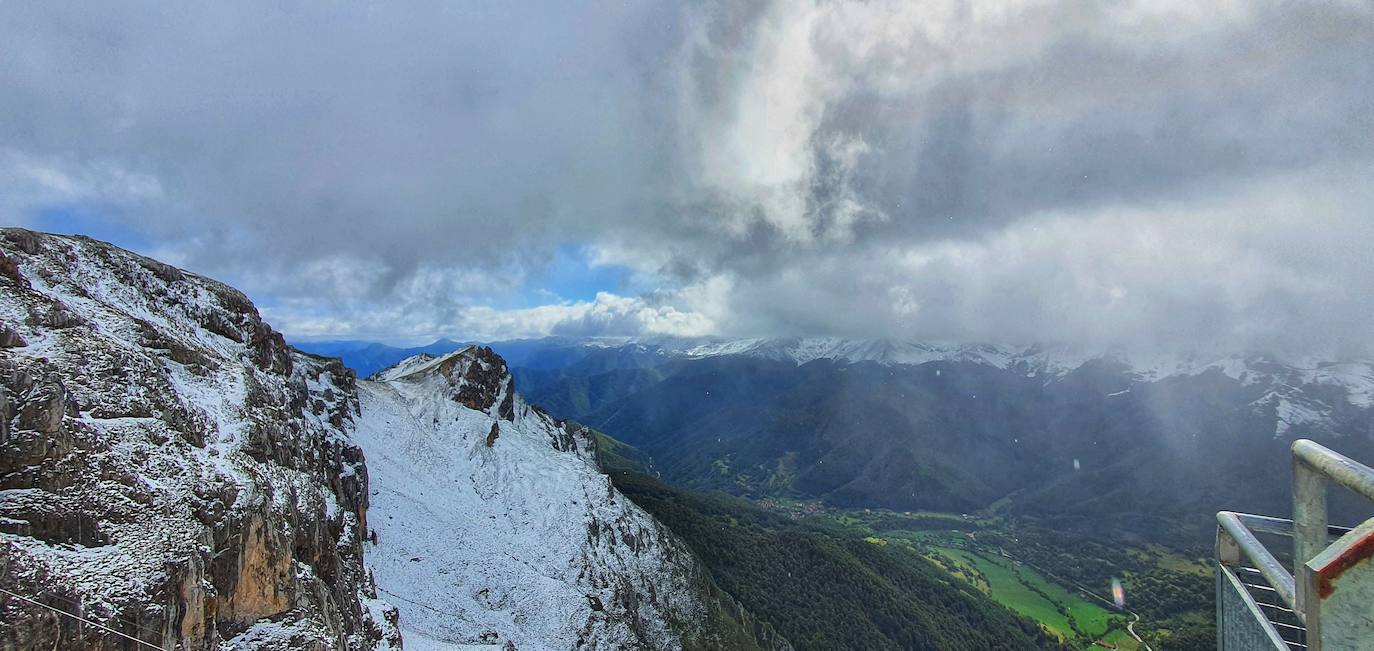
xmin=0 ymin=230 xmax=788 ymax=651
xmin=0 ymin=229 xmax=396 ymax=650
xmin=355 ymin=347 xmax=791 ymax=650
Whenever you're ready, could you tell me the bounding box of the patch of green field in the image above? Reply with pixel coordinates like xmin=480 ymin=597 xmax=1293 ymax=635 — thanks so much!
xmin=1028 ymin=571 xmax=1114 ymax=637
xmin=880 ymin=529 xmax=970 ymax=547
xmin=930 ymin=546 xmax=1114 ymax=642
xmin=1096 ymin=628 xmax=1140 ymax=650
xmin=1147 ymin=545 xmax=1211 ymax=575
xmin=924 ymin=546 xmax=990 ymax=593
xmin=810 ymin=508 xmax=1192 ymax=647
xmin=895 ymin=529 xmax=972 ymax=545
xmin=933 ymin=547 xmax=1077 ymax=640
xmin=986 ymin=492 xmax=1019 ymax=514
xmin=1070 ymin=601 xmax=1114 ymax=638
xmin=873 ymin=509 xmax=975 ymax=522
xmin=1123 ymin=543 xmax=1210 ymax=578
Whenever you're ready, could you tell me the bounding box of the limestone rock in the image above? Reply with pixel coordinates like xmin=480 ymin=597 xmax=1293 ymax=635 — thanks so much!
xmin=0 ymin=229 xmax=395 ymax=651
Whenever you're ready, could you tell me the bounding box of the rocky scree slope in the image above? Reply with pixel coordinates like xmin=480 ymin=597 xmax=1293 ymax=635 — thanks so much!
xmin=0 ymin=229 xmax=396 ymax=650
xmin=355 ymin=347 xmax=790 ymax=650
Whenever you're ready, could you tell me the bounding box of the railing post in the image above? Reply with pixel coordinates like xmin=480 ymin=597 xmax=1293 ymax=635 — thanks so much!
xmin=1293 ymin=451 xmax=1326 ymax=641
xmin=1217 ymin=525 xmax=1240 ymax=566
xmin=1220 ymin=440 xmax=1374 ymax=648
xmin=1216 ymin=527 xmax=1235 ymax=650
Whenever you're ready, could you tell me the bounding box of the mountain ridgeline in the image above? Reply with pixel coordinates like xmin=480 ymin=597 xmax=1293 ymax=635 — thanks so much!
xmin=12 ymin=228 xmax=1371 ymax=650
xmin=501 ymin=338 xmax=1374 ymax=543
xmin=292 ymin=333 xmax=1374 ymax=541
xmin=0 ymin=230 xmax=792 ymax=650
xmin=292 ymin=339 xmax=467 ymax=379
xmin=349 ymin=345 xmax=794 ymax=650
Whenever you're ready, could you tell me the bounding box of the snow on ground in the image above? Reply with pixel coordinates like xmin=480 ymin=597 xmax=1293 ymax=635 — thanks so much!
xmin=371 ymin=352 xmax=443 ymax=381
xmin=354 ymin=350 xmax=706 ymax=650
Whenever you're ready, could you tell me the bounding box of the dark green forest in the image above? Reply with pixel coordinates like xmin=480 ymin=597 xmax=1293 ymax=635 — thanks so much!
xmin=611 ymin=471 xmax=1062 ymax=651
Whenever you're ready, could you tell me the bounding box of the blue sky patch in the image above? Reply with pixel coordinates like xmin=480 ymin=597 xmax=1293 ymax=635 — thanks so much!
xmin=521 ymin=244 xmax=632 ymax=305
xmin=33 ymin=204 xmax=153 ymax=253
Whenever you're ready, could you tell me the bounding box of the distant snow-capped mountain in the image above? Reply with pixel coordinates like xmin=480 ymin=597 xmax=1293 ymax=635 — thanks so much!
xmin=493 ymin=335 xmax=1374 ymax=534
xmin=682 ymin=337 xmax=1061 ymax=369
xmin=680 ymin=336 xmax=1366 ymax=379
xmin=460 ymin=335 xmax=1369 ymax=437
xmin=306 ymin=334 xmax=1374 ymax=440
xmin=679 ymin=338 xmax=1374 ymax=437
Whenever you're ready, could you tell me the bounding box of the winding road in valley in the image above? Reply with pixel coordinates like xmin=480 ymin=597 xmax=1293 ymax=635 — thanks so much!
xmin=1125 ymin=611 xmax=1151 ymax=650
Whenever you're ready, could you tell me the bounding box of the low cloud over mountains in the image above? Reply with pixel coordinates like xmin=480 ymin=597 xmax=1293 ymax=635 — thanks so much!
xmin=3 ymin=1 xmax=1372 ymax=354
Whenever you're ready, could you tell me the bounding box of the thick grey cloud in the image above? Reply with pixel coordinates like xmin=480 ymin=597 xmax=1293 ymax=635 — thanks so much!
xmin=2 ymin=1 xmax=1371 ymax=352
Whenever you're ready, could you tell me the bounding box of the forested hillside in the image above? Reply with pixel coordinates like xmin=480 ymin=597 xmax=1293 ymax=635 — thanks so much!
xmin=609 ymin=471 xmax=1061 ymax=651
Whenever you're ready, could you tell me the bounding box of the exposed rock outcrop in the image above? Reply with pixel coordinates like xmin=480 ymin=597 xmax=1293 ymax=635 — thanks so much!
xmin=0 ymin=229 xmax=395 ymax=650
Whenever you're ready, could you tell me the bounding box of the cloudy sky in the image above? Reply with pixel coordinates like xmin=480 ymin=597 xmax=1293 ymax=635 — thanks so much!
xmin=3 ymin=1 xmax=1372 ymax=353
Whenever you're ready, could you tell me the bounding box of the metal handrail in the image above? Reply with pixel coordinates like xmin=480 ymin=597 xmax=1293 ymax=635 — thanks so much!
xmin=1230 ymin=512 xmax=1352 ymax=540
xmin=1214 ymin=510 xmax=1353 ymax=621
xmin=1217 ymin=511 xmax=1297 ymax=608
xmin=1217 ymin=560 xmax=1292 ymax=650
xmin=1291 ymin=439 xmax=1374 ymax=618
xmin=1217 ymin=439 xmax=1374 ymax=650
xmin=1292 ymin=439 xmax=1374 ymax=502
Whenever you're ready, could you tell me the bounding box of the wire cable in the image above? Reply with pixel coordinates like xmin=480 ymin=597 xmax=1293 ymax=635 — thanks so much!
xmin=0 ymin=587 xmax=169 ymax=651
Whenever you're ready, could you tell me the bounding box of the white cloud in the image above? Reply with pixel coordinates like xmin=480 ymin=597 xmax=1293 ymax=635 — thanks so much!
xmin=716 ymin=164 xmax=1374 ymax=354
xmin=270 ymin=290 xmax=718 ymax=343
xmin=1 ymin=1 xmax=1371 ymax=351
xmin=463 ymin=292 xmax=716 ymax=339
xmin=0 ymin=148 xmax=164 ymax=223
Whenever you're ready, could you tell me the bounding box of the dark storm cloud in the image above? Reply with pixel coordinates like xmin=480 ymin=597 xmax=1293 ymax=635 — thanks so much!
xmin=1 ymin=1 xmax=1371 ymax=351
xmin=1 ymin=1 xmax=683 ymax=276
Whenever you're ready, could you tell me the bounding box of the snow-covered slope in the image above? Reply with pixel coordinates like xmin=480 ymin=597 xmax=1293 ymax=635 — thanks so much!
xmin=354 ymin=346 xmax=788 ymax=650
xmin=0 ymin=229 xmax=396 ymax=650
xmin=1188 ymin=357 xmax=1374 ymax=436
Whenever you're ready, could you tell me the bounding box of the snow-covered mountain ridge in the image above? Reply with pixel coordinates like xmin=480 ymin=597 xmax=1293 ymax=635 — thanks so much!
xmin=0 ymin=230 xmax=786 ymax=651
xmin=0 ymin=229 xmax=395 ymax=650
xmin=354 ymin=346 xmax=790 ymax=650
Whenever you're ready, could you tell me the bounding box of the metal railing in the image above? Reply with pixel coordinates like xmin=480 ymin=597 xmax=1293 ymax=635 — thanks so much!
xmin=1216 ymin=439 xmax=1374 ymax=651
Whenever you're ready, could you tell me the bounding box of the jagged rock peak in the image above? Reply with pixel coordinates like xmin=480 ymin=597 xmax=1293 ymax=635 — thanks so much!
xmin=374 ymin=345 xmax=517 ymax=421
xmin=0 ymin=229 xmax=397 ymax=650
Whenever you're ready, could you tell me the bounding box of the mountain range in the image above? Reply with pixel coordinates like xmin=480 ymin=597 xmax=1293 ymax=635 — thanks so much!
xmin=304 ymin=334 xmax=1374 ymax=544
xmin=7 ymin=229 xmax=1371 ymax=650
xmin=2 ymin=230 xmax=1070 ymax=651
